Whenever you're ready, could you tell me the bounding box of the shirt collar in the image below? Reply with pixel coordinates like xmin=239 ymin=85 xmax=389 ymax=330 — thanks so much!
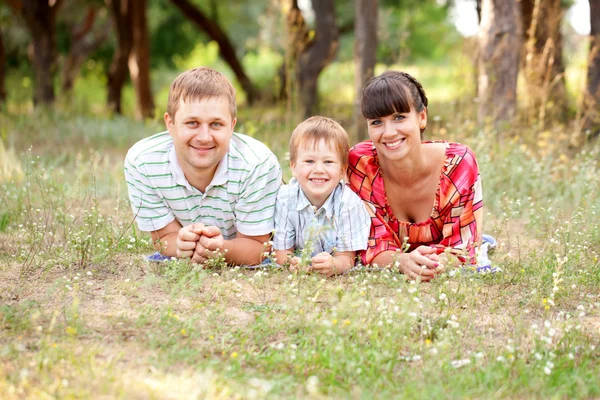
xmin=168 ymin=146 xmax=229 ymax=190
xmin=292 ymin=178 xmax=342 ymax=219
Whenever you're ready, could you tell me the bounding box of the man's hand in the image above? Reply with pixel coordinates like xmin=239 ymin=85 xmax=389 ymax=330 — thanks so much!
xmin=193 ymin=225 xmax=226 ymax=264
xmin=176 ymin=223 xmax=205 ymax=259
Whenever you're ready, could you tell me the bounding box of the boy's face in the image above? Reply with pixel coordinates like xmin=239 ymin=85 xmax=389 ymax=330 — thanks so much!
xmin=165 ymin=96 xmax=236 ymax=180
xmin=291 ymin=139 xmax=345 ymax=209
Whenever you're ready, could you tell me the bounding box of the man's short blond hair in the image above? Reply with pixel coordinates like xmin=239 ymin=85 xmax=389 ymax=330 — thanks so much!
xmin=166 ymin=67 xmax=237 ymax=120
xmin=289 ymin=116 xmax=350 ymax=168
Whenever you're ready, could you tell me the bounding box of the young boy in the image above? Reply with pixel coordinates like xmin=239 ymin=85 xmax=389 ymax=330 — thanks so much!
xmin=273 ymin=116 xmax=370 ymax=276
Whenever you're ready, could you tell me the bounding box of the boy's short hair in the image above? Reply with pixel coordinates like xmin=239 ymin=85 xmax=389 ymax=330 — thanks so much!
xmin=289 ymin=116 xmax=350 ymax=168
xmin=167 ymin=67 xmax=237 ymax=120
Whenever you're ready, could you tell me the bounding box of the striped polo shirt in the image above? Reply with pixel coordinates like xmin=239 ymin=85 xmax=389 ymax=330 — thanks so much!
xmin=273 ymin=178 xmax=370 ymax=255
xmin=124 ymin=131 xmax=282 ymax=239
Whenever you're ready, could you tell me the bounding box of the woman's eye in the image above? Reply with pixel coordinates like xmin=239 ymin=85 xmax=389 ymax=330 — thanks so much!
xmin=394 ymin=115 xmax=405 ymax=121
xmin=369 ymin=120 xmax=381 ymax=126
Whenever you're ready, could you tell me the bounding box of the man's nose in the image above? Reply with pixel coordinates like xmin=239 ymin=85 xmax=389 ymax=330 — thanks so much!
xmin=194 ymin=124 xmax=211 ymax=141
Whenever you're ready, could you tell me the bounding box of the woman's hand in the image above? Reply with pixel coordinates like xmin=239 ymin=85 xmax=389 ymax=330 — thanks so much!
xmin=396 ymin=246 xmax=439 ymax=281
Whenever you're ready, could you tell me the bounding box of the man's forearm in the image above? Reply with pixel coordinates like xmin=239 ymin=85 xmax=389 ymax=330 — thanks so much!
xmin=153 ymin=231 xmax=179 ymax=257
xmin=222 ymin=237 xmax=270 ymax=266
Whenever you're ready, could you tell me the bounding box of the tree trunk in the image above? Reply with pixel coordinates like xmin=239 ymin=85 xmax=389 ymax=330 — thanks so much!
xmin=353 ymin=0 xmax=378 ymax=142
xmin=129 ymin=0 xmax=154 ymax=119
xmin=0 ymin=29 xmax=6 ymax=105
xmin=296 ymin=0 xmax=339 ymax=118
xmin=478 ymin=0 xmax=521 ymax=130
xmin=169 ymin=0 xmax=258 ymax=104
xmin=106 ymin=0 xmax=133 ymax=114
xmin=520 ymin=0 xmax=567 ymax=125
xmin=19 ymin=0 xmax=61 ymax=106
xmin=63 ymin=7 xmax=111 ymax=96
xmin=586 ymin=0 xmax=600 ymax=134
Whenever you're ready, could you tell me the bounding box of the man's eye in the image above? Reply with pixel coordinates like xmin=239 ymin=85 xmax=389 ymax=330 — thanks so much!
xmin=187 ymin=121 xmax=198 ymax=127
xmin=211 ymin=122 xmax=223 ymax=127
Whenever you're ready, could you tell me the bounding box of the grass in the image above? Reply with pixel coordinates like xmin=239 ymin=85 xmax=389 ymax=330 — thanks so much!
xmin=1 ymin=84 xmax=600 ymax=398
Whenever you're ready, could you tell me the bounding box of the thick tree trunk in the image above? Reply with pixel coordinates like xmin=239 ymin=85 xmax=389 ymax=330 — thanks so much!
xmin=106 ymin=0 xmax=133 ymax=114
xmin=478 ymin=0 xmax=521 ymax=129
xmin=63 ymin=7 xmax=110 ymax=95
xmin=521 ymin=0 xmax=567 ymax=125
xmin=129 ymin=0 xmax=154 ymax=119
xmin=169 ymin=0 xmax=257 ymax=104
xmin=0 ymin=29 xmax=6 ymax=104
xmin=353 ymin=0 xmax=378 ymax=142
xmin=19 ymin=0 xmax=61 ymax=106
xmin=296 ymin=0 xmax=339 ymax=118
xmin=586 ymin=0 xmax=600 ymax=134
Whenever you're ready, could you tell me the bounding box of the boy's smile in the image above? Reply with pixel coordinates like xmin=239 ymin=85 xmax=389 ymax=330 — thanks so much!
xmin=291 ymin=139 xmax=345 ymax=209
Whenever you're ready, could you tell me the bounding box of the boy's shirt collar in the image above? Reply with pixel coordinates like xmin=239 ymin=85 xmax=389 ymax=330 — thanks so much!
xmin=168 ymin=146 xmax=229 ymax=191
xmin=291 ymin=177 xmax=341 ymax=219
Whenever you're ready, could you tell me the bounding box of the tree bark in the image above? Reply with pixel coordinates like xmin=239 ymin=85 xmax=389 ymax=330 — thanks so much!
xmin=169 ymin=0 xmax=258 ymax=104
xmin=478 ymin=0 xmax=521 ymax=130
xmin=63 ymin=7 xmax=111 ymax=95
xmin=13 ymin=0 xmax=62 ymax=106
xmin=0 ymin=29 xmax=6 ymax=104
xmin=296 ymin=0 xmax=339 ymax=118
xmin=353 ymin=0 xmax=378 ymax=142
xmin=129 ymin=0 xmax=154 ymax=119
xmin=586 ymin=0 xmax=600 ymax=133
xmin=106 ymin=0 xmax=133 ymax=114
xmin=520 ymin=0 xmax=567 ymax=125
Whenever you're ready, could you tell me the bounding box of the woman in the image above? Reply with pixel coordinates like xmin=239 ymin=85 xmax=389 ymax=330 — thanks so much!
xmin=347 ymin=71 xmax=482 ymax=281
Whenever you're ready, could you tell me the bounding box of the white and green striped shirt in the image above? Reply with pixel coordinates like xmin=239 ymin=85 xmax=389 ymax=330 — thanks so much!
xmin=124 ymin=131 xmax=282 ymax=239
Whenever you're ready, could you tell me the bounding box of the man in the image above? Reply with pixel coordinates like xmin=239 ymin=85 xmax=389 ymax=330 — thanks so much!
xmin=124 ymin=67 xmax=282 ymax=265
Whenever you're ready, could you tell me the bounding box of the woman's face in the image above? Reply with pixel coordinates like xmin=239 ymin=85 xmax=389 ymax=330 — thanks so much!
xmin=366 ymin=108 xmax=427 ymax=162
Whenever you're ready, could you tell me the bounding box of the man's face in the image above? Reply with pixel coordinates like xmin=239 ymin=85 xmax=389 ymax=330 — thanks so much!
xmin=165 ymin=96 xmax=236 ymax=179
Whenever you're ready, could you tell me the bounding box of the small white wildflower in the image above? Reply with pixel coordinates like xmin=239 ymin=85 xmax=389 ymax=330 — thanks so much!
xmin=451 ymin=359 xmax=471 ymax=368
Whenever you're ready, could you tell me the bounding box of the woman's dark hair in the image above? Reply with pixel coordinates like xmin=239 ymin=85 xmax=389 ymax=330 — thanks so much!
xmin=361 ymin=71 xmax=428 ymax=121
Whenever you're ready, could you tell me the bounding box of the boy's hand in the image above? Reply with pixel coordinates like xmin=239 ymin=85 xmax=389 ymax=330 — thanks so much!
xmin=289 ymin=256 xmax=308 ymax=273
xmin=311 ymin=252 xmax=336 ymax=277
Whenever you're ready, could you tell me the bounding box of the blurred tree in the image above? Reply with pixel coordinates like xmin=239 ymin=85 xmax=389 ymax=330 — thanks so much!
xmin=0 ymin=28 xmax=5 ymax=104
xmin=106 ymin=0 xmax=132 ymax=114
xmin=62 ymin=5 xmax=111 ymax=96
xmin=169 ymin=0 xmax=258 ymax=104
xmin=521 ymin=0 xmax=568 ymax=125
xmin=7 ymin=0 xmax=63 ymax=106
xmin=286 ymin=0 xmax=339 ymax=118
xmin=587 ymin=0 xmax=600 ymax=134
xmin=478 ymin=0 xmax=521 ymax=129
xmin=377 ymin=0 xmax=459 ymax=63
xmin=129 ymin=0 xmax=155 ymax=119
xmin=353 ymin=0 xmax=378 ymax=142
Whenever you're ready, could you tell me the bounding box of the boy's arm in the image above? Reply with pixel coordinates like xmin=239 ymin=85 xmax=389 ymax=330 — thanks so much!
xmin=311 ymin=251 xmax=356 ymax=277
xmin=275 ymin=249 xmax=294 ymax=266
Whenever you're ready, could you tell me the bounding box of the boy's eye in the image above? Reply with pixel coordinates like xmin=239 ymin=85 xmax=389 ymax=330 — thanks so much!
xmin=305 ymin=159 xmax=314 ymax=164
xmin=324 ymin=160 xmax=334 ymax=164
